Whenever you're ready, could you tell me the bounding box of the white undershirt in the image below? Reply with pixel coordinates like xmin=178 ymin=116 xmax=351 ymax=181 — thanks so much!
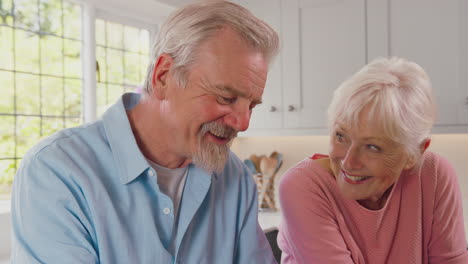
xmin=146 ymin=159 xmax=188 ymax=252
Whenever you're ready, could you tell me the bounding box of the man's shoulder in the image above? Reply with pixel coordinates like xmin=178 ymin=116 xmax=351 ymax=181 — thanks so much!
xmin=24 ymin=120 xmax=105 ymax=164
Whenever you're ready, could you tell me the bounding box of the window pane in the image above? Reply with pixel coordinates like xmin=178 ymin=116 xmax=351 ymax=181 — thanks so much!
xmin=140 ymin=29 xmax=149 ymax=54
xmin=64 ymin=78 xmax=81 ymax=116
xmin=95 ymin=19 xmax=105 ymax=46
xmin=0 ymin=0 xmax=14 ymax=26
xmin=41 ymin=34 xmax=63 ymax=75
xmin=124 ymin=26 xmax=139 ymax=52
xmin=0 ymin=160 xmax=15 ymax=197
xmin=0 ymin=71 xmax=14 ymax=113
xmin=140 ymin=54 xmax=148 ymax=83
xmin=14 ymin=0 xmax=39 ymax=31
xmin=42 ymin=117 xmax=64 ymax=135
xmin=39 ymin=0 xmax=62 ymax=35
xmin=16 ymin=73 xmax=40 ymax=114
xmin=15 ymin=29 xmax=40 ymax=73
xmin=96 ymin=46 xmax=107 ymax=83
xmin=106 ymin=21 xmax=122 ymax=49
xmin=108 ymin=84 xmax=123 ymax=105
xmin=107 ymin=48 xmax=123 ymax=83
xmin=124 ymin=52 xmax=139 ymax=84
xmin=0 ymin=26 xmax=14 ymax=70
xmin=123 ymin=84 xmax=133 ymax=94
xmin=41 ymin=76 xmax=63 ymax=116
xmin=96 ymin=83 xmax=108 ymax=116
xmin=0 ymin=116 xmax=15 ymax=157
xmin=16 ymin=116 xmax=40 ymax=157
xmin=62 ymin=0 xmax=80 ymax=39
xmin=64 ymin=39 xmax=81 ymax=78
xmin=65 ymin=116 xmax=80 ymax=128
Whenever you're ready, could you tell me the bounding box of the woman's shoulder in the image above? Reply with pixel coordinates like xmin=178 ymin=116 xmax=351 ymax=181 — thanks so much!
xmin=280 ymin=154 xmax=335 ymax=194
xmin=420 ymin=151 xmax=456 ymax=179
xmin=417 ymin=151 xmax=460 ymax=195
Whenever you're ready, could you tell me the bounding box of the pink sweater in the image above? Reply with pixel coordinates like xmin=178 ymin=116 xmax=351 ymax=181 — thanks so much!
xmin=278 ymin=151 xmax=468 ymax=263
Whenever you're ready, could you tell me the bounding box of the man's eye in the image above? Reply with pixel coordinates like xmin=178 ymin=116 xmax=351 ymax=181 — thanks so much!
xmin=217 ymin=96 xmax=236 ymax=105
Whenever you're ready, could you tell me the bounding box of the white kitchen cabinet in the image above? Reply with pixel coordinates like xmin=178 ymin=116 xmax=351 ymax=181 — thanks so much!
xmin=239 ymin=0 xmax=468 ymax=136
xmin=235 ymin=0 xmax=284 ymax=130
xmin=368 ymin=0 xmax=468 ymax=131
xmin=281 ymin=0 xmax=366 ymax=130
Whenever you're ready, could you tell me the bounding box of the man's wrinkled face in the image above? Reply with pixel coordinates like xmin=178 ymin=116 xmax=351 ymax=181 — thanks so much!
xmin=163 ymin=29 xmax=268 ymax=172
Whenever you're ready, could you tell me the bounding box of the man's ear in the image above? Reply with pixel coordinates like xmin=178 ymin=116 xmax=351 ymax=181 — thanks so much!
xmin=151 ymin=53 xmax=173 ymax=100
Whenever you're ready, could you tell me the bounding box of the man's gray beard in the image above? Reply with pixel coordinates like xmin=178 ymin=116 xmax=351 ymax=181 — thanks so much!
xmin=192 ymin=122 xmax=237 ymax=173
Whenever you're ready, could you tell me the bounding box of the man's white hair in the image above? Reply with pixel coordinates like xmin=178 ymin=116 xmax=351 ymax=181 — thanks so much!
xmin=143 ymin=1 xmax=279 ymax=94
xmin=328 ymin=57 xmax=437 ymax=162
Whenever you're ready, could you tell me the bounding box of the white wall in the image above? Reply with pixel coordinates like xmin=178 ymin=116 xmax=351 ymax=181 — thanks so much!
xmin=0 ymin=201 xmax=11 ymax=263
xmin=231 ymin=134 xmax=468 ymax=232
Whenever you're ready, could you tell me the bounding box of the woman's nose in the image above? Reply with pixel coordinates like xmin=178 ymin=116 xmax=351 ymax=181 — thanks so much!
xmin=342 ymin=146 xmax=363 ymax=171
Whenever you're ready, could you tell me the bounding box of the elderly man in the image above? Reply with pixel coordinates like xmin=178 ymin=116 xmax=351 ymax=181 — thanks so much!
xmin=11 ymin=1 xmax=279 ymax=263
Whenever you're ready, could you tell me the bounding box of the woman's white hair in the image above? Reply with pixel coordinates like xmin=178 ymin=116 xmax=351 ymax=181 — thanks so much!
xmin=327 ymin=57 xmax=437 ymax=162
xmin=143 ymin=1 xmax=279 ymax=94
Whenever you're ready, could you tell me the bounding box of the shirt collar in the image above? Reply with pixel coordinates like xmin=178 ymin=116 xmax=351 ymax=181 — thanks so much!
xmin=102 ymin=93 xmax=149 ymax=184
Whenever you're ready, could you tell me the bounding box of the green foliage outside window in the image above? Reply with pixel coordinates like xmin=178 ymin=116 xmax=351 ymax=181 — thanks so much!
xmin=0 ymin=0 xmax=149 ymax=199
xmin=0 ymin=0 xmax=82 ymax=199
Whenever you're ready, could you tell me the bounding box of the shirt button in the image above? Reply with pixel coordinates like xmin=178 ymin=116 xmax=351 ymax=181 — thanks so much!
xmin=163 ymin=207 xmax=171 ymax=215
xmin=148 ymin=170 xmax=154 ymax=176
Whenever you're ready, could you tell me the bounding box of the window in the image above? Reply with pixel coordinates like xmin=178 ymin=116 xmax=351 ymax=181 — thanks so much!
xmin=0 ymin=0 xmax=152 ymax=199
xmin=95 ymin=18 xmax=149 ymax=115
xmin=0 ymin=0 xmax=82 ymax=199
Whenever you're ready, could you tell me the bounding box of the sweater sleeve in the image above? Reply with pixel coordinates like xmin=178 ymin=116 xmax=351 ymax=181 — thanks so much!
xmin=278 ymin=160 xmax=356 ymax=264
xmin=428 ymin=155 xmax=468 ymax=263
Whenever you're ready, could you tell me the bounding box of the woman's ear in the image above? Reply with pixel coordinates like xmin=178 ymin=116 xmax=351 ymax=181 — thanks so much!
xmin=404 ymin=155 xmax=417 ymax=170
xmin=421 ymin=138 xmax=431 ymax=153
xmin=151 ymin=53 xmax=173 ymax=100
xmin=403 ymin=138 xmax=431 ymax=170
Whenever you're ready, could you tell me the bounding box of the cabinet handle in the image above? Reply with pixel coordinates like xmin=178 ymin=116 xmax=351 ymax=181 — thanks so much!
xmin=466 ymin=97 xmax=468 ymax=104
xmin=288 ymin=105 xmax=295 ymax=112
xmin=269 ymin=106 xmax=277 ymax=112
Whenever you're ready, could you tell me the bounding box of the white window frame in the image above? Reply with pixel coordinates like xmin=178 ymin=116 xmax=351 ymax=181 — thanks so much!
xmin=80 ymin=0 xmax=161 ymax=122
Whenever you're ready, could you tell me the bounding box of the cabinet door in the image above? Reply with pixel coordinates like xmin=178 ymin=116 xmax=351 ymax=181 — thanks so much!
xmin=369 ymin=0 xmax=468 ymax=127
xmin=236 ymin=0 xmax=283 ymax=130
xmin=281 ymin=0 xmax=366 ymax=129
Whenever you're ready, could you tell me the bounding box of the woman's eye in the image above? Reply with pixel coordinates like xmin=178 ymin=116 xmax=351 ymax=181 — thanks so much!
xmin=335 ymin=132 xmax=344 ymax=142
xmin=366 ymin=144 xmax=381 ymax=152
xmin=217 ymin=96 xmax=236 ymax=105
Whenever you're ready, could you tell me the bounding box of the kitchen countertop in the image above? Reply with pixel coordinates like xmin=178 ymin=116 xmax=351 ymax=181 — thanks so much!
xmin=258 ymin=210 xmax=281 ymax=230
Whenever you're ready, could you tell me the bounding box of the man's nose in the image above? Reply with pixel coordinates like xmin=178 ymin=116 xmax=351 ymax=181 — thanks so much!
xmin=224 ymin=105 xmax=251 ymax=132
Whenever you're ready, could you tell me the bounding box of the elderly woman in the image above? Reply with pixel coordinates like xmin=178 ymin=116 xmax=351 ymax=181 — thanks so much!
xmin=277 ymin=57 xmax=468 ymax=263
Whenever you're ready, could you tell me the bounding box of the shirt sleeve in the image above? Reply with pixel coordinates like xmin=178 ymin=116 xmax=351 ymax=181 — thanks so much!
xmin=278 ymin=162 xmax=355 ymax=264
xmin=428 ymin=155 xmax=468 ymax=264
xmin=11 ymin=151 xmax=98 ymax=264
xmin=234 ymin=165 xmax=277 ymax=264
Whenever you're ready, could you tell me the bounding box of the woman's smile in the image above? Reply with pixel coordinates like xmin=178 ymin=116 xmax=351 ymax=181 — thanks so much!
xmin=341 ymin=169 xmax=372 ymax=184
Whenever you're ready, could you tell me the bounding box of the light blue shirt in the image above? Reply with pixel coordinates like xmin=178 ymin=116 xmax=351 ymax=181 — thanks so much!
xmin=11 ymin=93 xmax=276 ymax=264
